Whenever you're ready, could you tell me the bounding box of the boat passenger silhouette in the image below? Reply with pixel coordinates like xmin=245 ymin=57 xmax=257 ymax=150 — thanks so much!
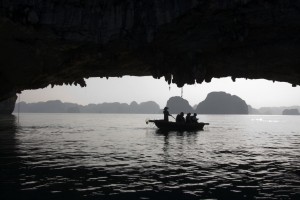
xmin=185 ymin=113 xmax=191 ymax=124
xmin=176 ymin=112 xmax=185 ymax=123
xmin=163 ymin=107 xmax=172 ymax=122
xmin=191 ymin=113 xmax=198 ymax=123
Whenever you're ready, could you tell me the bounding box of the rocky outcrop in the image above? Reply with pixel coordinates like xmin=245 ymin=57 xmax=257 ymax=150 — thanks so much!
xmin=0 ymin=95 xmax=17 ymax=114
xmin=196 ymin=92 xmax=248 ymax=114
xmin=166 ymin=96 xmax=194 ymax=114
xmin=14 ymin=100 xmax=161 ymax=114
xmin=282 ymin=109 xmax=300 ymax=115
xmin=1 ymin=1 xmax=300 ymax=101
xmin=258 ymin=106 xmax=300 ymax=115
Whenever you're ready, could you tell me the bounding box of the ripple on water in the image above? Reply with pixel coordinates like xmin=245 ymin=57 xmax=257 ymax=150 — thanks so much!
xmin=1 ymin=114 xmax=300 ymax=199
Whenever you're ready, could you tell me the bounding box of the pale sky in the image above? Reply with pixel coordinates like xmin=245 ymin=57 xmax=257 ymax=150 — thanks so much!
xmin=19 ymin=76 xmax=300 ymax=109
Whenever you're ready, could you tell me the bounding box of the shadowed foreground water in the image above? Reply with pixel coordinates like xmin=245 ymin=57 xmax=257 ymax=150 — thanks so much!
xmin=0 ymin=114 xmax=300 ymax=200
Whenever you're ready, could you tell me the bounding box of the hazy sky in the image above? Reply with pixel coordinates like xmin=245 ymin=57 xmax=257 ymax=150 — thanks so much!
xmin=19 ymin=76 xmax=300 ymax=109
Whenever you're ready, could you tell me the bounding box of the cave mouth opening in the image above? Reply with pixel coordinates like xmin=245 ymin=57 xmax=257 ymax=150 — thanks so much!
xmin=16 ymin=76 xmax=300 ymax=113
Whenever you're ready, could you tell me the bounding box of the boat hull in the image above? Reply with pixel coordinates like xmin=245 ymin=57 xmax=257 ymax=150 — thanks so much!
xmin=150 ymin=120 xmax=208 ymax=131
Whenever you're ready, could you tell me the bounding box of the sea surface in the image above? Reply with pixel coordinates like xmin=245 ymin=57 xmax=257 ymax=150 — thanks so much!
xmin=0 ymin=114 xmax=299 ymax=200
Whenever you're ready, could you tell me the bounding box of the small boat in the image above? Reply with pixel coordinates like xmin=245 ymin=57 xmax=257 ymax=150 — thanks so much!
xmin=147 ymin=120 xmax=209 ymax=131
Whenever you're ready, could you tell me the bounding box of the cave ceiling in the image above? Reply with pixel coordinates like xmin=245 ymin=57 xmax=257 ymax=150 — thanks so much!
xmin=0 ymin=0 xmax=300 ymax=100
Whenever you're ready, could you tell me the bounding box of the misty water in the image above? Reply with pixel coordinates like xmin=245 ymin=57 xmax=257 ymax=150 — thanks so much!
xmin=0 ymin=114 xmax=299 ymax=200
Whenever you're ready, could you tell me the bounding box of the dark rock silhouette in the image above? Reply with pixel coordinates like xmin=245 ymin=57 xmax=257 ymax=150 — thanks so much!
xmin=66 ymin=106 xmax=80 ymax=113
xmin=15 ymin=100 xmax=79 ymax=113
xmin=98 ymin=102 xmax=130 ymax=113
xmin=14 ymin=100 xmax=160 ymax=114
xmin=129 ymin=101 xmax=139 ymax=113
xmin=282 ymin=109 xmax=300 ymax=115
xmin=166 ymin=96 xmax=194 ymax=114
xmin=12 ymin=96 xmax=300 ymax=115
xmin=138 ymin=101 xmax=161 ymax=114
xmin=1 ymin=1 xmax=300 ymax=100
xmin=196 ymin=92 xmax=248 ymax=114
xmin=0 ymin=95 xmax=17 ymax=114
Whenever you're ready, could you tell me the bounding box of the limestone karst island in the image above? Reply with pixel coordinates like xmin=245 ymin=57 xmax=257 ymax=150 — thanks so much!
xmin=9 ymin=92 xmax=300 ymax=115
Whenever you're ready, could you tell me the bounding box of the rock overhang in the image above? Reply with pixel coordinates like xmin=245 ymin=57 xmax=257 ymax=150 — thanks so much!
xmin=0 ymin=0 xmax=300 ymax=101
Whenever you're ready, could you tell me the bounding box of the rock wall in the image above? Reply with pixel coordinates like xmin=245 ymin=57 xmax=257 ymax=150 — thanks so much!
xmin=0 ymin=0 xmax=197 ymax=44
xmin=0 ymin=0 xmax=300 ymax=101
xmin=0 ymin=95 xmax=17 ymax=115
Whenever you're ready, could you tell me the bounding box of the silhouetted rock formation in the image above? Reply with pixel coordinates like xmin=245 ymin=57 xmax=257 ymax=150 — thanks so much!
xmin=1 ymin=1 xmax=300 ymax=100
xmin=242 ymin=105 xmax=300 ymax=115
xmin=138 ymin=102 xmax=161 ymax=114
xmin=282 ymin=109 xmax=300 ymax=115
xmin=0 ymin=95 xmax=17 ymax=114
xmin=12 ymin=98 xmax=300 ymax=115
xmin=258 ymin=106 xmax=300 ymax=115
xmin=196 ymin=92 xmax=248 ymax=114
xmin=14 ymin=100 xmax=160 ymax=114
xmin=129 ymin=101 xmax=139 ymax=113
xmin=16 ymin=100 xmax=79 ymax=113
xmin=166 ymin=96 xmax=194 ymax=114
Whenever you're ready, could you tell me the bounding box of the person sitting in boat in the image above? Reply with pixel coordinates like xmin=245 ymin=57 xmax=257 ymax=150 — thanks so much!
xmin=163 ymin=107 xmax=172 ymax=122
xmin=191 ymin=113 xmax=198 ymax=123
xmin=185 ymin=113 xmax=192 ymax=124
xmin=176 ymin=112 xmax=185 ymax=123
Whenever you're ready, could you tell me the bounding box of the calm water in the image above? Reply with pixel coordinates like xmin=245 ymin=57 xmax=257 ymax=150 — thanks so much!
xmin=0 ymin=114 xmax=299 ymax=200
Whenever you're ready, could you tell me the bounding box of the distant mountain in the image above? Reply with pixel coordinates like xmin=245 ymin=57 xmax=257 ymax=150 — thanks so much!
xmin=196 ymin=92 xmax=248 ymax=114
xmin=139 ymin=101 xmax=161 ymax=113
xmin=166 ymin=96 xmax=194 ymax=114
xmin=248 ymin=105 xmax=260 ymax=114
xmin=257 ymin=106 xmax=300 ymax=115
xmin=282 ymin=109 xmax=299 ymax=115
xmin=14 ymin=100 xmax=161 ymax=114
xmin=246 ymin=105 xmax=300 ymax=115
xmin=15 ymin=100 xmax=80 ymax=113
xmin=12 ymin=95 xmax=300 ymax=115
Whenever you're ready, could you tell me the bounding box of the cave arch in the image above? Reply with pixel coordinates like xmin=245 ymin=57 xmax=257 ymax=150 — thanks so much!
xmin=1 ymin=0 xmax=300 ymax=101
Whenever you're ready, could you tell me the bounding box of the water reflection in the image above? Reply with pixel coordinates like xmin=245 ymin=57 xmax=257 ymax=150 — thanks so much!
xmin=0 ymin=114 xmax=299 ymax=199
xmin=0 ymin=115 xmax=20 ymax=199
